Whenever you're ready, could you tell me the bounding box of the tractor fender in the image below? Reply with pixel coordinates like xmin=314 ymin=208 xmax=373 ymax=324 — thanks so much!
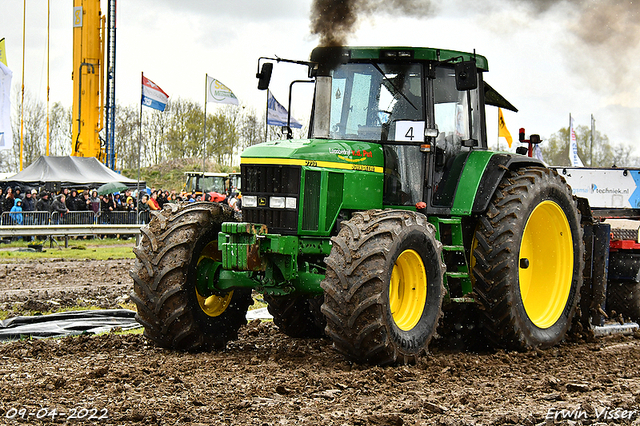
xmin=471 ymin=153 xmax=544 ymax=214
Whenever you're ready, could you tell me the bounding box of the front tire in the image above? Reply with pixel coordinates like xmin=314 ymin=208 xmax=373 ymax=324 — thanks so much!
xmin=473 ymin=167 xmax=584 ymax=350
xmin=130 ymin=202 xmax=253 ymax=351
xmin=321 ymin=210 xmax=445 ymax=365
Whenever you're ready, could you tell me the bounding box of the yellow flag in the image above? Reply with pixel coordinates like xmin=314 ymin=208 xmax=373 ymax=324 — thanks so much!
xmin=0 ymin=38 xmax=7 ymax=67
xmin=498 ymin=108 xmax=513 ymax=148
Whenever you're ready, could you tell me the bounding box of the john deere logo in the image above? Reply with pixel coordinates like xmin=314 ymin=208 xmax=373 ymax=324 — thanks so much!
xmin=258 ymin=197 xmax=267 ymax=206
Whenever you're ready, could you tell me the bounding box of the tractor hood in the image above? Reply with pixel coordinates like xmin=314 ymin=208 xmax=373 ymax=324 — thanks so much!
xmin=240 ymin=138 xmax=385 ymax=174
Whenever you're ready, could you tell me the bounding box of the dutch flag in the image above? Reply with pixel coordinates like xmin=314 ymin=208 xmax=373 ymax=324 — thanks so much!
xmin=141 ymin=75 xmax=169 ymax=112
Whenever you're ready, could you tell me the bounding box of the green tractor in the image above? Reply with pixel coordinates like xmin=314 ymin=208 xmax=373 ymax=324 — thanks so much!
xmin=131 ymin=46 xmax=584 ymax=365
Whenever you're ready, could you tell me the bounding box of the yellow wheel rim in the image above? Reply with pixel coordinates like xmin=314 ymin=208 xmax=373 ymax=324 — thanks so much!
xmin=196 ymin=289 xmax=233 ymax=317
xmin=389 ymin=249 xmax=427 ymax=331
xmin=519 ymin=200 xmax=573 ymax=329
xmin=196 ymin=241 xmax=233 ymax=317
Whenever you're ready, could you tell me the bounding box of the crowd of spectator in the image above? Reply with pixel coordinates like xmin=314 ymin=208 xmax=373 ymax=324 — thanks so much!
xmin=0 ymin=184 xmax=242 ymax=226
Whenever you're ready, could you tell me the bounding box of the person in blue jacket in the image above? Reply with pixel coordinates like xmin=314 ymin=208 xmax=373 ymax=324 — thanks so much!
xmin=9 ymin=198 xmax=23 ymax=225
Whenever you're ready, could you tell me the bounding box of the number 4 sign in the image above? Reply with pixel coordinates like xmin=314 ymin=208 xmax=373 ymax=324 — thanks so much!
xmin=395 ymin=121 xmax=425 ymax=142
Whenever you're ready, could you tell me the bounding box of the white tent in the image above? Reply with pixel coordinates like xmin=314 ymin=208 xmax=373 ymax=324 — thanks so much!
xmin=1 ymin=156 xmax=143 ymax=190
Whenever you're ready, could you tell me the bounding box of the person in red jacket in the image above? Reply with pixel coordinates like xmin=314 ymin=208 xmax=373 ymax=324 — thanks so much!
xmin=148 ymin=192 xmax=160 ymax=211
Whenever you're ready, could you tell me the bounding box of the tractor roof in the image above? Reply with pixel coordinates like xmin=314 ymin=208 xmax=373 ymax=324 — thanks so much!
xmin=310 ymin=46 xmax=489 ymax=71
xmin=184 ymin=172 xmax=228 ymax=177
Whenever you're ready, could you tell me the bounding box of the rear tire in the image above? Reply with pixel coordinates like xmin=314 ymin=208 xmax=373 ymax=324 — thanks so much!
xmin=472 ymin=167 xmax=583 ymax=350
xmin=607 ymin=281 xmax=640 ymax=322
xmin=264 ymin=295 xmax=326 ymax=338
xmin=322 ymin=210 xmax=445 ymax=365
xmin=130 ymin=202 xmax=252 ymax=351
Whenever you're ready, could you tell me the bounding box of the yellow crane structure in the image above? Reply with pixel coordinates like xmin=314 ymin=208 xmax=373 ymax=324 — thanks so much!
xmin=71 ymin=0 xmax=105 ymax=161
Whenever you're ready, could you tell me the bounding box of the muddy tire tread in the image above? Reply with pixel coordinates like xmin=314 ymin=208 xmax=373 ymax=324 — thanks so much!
xmin=321 ymin=209 xmax=445 ymax=365
xmin=130 ymin=202 xmax=252 ymax=351
xmin=472 ymin=167 xmax=584 ymax=350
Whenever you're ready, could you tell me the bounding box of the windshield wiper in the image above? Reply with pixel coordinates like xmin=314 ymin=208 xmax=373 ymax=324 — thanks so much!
xmin=369 ymin=62 xmax=418 ymax=111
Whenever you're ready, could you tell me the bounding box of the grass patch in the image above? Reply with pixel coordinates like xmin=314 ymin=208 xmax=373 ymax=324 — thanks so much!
xmin=0 ymin=302 xmax=138 ymax=321
xmin=0 ymin=241 xmax=135 ymax=261
xmin=0 ymin=305 xmax=104 ymax=321
xmin=108 ymin=327 xmax=144 ymax=336
xmin=0 ymin=237 xmax=133 ymax=248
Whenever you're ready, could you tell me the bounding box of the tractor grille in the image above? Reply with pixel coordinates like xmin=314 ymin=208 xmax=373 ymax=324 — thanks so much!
xmin=241 ymin=164 xmax=300 ymax=234
xmin=302 ymin=170 xmax=321 ymax=231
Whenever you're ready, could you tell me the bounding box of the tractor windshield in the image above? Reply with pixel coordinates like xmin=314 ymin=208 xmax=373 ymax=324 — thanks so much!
xmin=185 ymin=175 xmax=227 ymax=194
xmin=313 ymin=63 xmax=423 ymax=142
xmin=201 ymin=177 xmax=227 ymax=193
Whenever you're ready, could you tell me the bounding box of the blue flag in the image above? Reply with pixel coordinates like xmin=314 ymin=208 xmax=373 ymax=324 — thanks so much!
xmin=267 ymin=92 xmax=302 ymax=128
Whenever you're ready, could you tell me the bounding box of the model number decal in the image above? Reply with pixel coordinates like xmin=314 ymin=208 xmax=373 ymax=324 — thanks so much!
xmin=305 ymin=160 xmax=318 ymax=167
xmin=352 ymin=164 xmax=375 ymax=172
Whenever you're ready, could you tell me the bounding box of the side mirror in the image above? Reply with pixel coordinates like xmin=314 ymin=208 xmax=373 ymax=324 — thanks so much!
xmin=257 ymin=62 xmax=273 ymax=90
xmin=455 ymin=61 xmax=478 ymax=91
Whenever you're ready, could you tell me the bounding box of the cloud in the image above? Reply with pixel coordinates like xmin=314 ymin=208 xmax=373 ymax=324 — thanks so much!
xmin=150 ymin=0 xmax=310 ymax=21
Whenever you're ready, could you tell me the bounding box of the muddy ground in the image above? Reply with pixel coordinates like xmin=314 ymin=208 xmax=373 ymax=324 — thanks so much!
xmin=0 ymin=259 xmax=134 ymax=316
xmin=1 ymin=258 xmax=640 ymax=425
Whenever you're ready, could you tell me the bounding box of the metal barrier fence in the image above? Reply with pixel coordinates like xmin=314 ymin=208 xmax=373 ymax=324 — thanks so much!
xmin=0 ymin=210 xmax=150 ymax=226
xmin=0 ymin=211 xmax=50 ymax=226
xmin=51 ymin=211 xmax=96 ymax=225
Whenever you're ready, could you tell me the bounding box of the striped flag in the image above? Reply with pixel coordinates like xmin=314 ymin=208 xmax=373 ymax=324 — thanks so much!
xmin=141 ymin=75 xmax=169 ymax=111
xmin=569 ymin=115 xmax=584 ymax=167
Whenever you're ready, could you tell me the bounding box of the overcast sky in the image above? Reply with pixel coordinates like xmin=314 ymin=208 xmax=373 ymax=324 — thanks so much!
xmin=1 ymin=0 xmax=639 ymax=159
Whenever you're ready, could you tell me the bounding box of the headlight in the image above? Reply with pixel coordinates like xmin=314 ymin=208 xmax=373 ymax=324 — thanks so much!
xmin=285 ymin=197 xmax=297 ymax=209
xmin=243 ymin=195 xmax=257 ymax=208
xmin=269 ymin=197 xmax=286 ymax=209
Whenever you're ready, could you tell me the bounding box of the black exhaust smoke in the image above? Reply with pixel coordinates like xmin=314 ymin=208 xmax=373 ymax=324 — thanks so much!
xmin=308 ymin=0 xmax=640 ymax=94
xmin=310 ymin=0 xmax=435 ymax=47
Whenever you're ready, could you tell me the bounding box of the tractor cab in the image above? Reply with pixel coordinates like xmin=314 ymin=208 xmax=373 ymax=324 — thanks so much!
xmin=183 ymin=172 xmax=228 ymax=197
xmin=306 ymin=47 xmax=488 ymax=212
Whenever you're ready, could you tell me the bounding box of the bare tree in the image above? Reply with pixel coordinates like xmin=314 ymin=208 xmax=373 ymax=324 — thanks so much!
xmin=49 ymin=102 xmax=72 ymax=156
xmin=9 ymin=88 xmax=46 ymax=170
xmin=240 ymin=108 xmax=263 ymax=148
xmin=115 ymin=104 xmax=140 ymax=170
xmin=541 ymin=125 xmax=639 ymax=167
xmin=145 ymin=107 xmax=169 ymax=165
xmin=163 ymin=98 xmax=205 ymax=160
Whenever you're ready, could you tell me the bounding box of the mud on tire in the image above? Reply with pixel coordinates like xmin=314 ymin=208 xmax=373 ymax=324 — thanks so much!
xmin=130 ymin=202 xmax=252 ymax=351
xmin=321 ymin=209 xmax=445 ymax=365
xmin=472 ymin=167 xmax=584 ymax=350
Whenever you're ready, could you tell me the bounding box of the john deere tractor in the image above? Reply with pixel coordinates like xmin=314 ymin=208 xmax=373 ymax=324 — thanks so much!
xmin=131 ymin=46 xmax=585 ymax=365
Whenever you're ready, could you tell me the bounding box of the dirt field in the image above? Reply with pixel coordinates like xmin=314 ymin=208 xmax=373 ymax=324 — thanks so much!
xmin=1 ymin=258 xmax=640 ymax=425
